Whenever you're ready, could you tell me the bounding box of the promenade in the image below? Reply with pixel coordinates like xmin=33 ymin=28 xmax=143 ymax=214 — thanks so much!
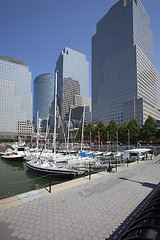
xmin=0 ymin=157 xmax=160 ymax=240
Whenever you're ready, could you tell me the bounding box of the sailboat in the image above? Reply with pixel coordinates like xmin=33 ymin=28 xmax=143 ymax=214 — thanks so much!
xmin=25 ymin=70 xmax=78 ymax=180
xmin=103 ymin=150 xmax=112 ymax=157
xmin=93 ymin=132 xmax=103 ymax=156
xmin=68 ymin=105 xmax=96 ymax=166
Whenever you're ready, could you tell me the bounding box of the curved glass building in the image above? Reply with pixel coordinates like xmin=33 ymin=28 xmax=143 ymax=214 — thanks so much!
xmin=33 ymin=73 xmax=54 ymax=132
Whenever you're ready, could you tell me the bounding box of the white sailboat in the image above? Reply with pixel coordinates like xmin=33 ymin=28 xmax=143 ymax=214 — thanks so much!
xmin=25 ymin=70 xmax=78 ymax=180
xmin=68 ymin=105 xmax=96 ymax=166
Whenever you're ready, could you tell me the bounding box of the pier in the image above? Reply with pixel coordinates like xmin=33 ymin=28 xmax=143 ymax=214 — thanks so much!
xmin=0 ymin=156 xmax=160 ymax=240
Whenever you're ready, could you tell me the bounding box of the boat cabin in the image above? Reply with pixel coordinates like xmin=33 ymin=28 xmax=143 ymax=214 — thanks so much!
xmin=123 ymin=148 xmax=151 ymax=161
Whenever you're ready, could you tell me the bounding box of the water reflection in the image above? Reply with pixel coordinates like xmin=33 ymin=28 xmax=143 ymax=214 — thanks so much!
xmin=0 ymin=147 xmax=63 ymax=200
xmin=2 ymin=159 xmax=25 ymax=170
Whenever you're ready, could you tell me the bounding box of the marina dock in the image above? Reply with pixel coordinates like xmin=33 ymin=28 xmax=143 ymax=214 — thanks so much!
xmin=0 ymin=156 xmax=160 ymax=240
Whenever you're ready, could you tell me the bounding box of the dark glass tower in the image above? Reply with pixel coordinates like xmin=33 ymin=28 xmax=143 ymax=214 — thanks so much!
xmin=33 ymin=73 xmax=54 ymax=132
xmin=92 ymin=0 xmax=160 ymax=126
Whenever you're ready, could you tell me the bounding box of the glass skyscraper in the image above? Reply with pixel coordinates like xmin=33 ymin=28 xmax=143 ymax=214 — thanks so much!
xmin=56 ymin=47 xmax=90 ymax=119
xmin=92 ymin=0 xmax=160 ymax=126
xmin=0 ymin=56 xmax=32 ymax=137
xmin=33 ymin=73 xmax=54 ymax=132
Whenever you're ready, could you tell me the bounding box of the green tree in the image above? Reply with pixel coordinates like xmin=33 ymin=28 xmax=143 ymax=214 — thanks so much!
xmin=118 ymin=122 xmax=128 ymax=143
xmin=156 ymin=128 xmax=160 ymax=144
xmin=94 ymin=121 xmax=106 ymax=142
xmin=106 ymin=120 xmax=118 ymax=143
xmin=127 ymin=119 xmax=140 ymax=144
xmin=84 ymin=122 xmax=95 ymax=141
xmin=75 ymin=125 xmax=82 ymax=142
xmin=140 ymin=116 xmax=157 ymax=142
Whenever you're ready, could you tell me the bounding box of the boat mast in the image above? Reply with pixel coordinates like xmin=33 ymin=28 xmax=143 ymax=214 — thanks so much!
xmin=53 ymin=70 xmax=58 ymax=160
xmin=44 ymin=116 xmax=49 ymax=150
xmin=98 ymin=131 xmax=100 ymax=150
xmin=57 ymin=106 xmax=67 ymax=149
xmin=67 ymin=107 xmax=71 ymax=153
xmin=36 ymin=110 xmax=39 ymax=154
xmin=81 ymin=105 xmax=85 ymax=151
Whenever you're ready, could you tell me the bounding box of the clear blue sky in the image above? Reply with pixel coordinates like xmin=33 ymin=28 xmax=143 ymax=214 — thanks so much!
xmin=1 ymin=0 xmax=160 ymax=96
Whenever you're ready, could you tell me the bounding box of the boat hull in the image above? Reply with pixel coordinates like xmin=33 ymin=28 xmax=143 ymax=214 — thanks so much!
xmin=1 ymin=155 xmax=24 ymax=161
xmin=25 ymin=162 xmax=78 ymax=180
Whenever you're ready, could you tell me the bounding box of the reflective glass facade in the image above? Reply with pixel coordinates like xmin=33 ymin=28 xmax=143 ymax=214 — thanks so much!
xmin=56 ymin=47 xmax=89 ymax=118
xmin=92 ymin=0 xmax=160 ymax=126
xmin=0 ymin=56 xmax=32 ymax=137
xmin=33 ymin=73 xmax=54 ymax=132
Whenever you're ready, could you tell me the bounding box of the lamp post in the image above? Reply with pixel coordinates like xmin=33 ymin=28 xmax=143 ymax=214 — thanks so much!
xmin=128 ymin=128 xmax=130 ymax=150
xmin=116 ymin=130 xmax=118 ymax=151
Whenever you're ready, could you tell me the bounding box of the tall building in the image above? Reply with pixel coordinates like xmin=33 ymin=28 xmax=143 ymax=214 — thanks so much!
xmin=92 ymin=0 xmax=160 ymax=126
xmin=0 ymin=56 xmax=32 ymax=137
xmin=62 ymin=77 xmax=80 ymax=120
xmin=56 ymin=47 xmax=90 ymax=120
xmin=17 ymin=120 xmax=34 ymax=138
xmin=33 ymin=73 xmax=54 ymax=132
xmin=72 ymin=95 xmax=92 ymax=124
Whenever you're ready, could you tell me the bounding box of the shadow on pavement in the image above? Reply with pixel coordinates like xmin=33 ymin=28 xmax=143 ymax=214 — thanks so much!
xmin=119 ymin=177 xmax=157 ymax=189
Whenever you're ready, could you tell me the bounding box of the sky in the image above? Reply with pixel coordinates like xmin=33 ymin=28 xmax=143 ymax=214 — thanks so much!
xmin=1 ymin=0 xmax=160 ymax=97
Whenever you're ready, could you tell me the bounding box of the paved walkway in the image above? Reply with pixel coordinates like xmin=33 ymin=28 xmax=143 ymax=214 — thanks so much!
xmin=0 ymin=157 xmax=160 ymax=240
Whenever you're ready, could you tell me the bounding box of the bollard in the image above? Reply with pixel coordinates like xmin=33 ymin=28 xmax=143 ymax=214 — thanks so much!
xmin=49 ymin=173 xmax=52 ymax=193
xmin=107 ymin=161 xmax=112 ymax=173
xmin=116 ymin=158 xmax=118 ymax=172
xmin=127 ymin=158 xmax=129 ymax=167
xmin=89 ymin=163 xmax=91 ymax=180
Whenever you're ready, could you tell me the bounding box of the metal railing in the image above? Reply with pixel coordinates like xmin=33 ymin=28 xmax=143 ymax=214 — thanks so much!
xmin=0 ymin=173 xmax=52 ymax=199
xmin=120 ymin=183 xmax=160 ymax=240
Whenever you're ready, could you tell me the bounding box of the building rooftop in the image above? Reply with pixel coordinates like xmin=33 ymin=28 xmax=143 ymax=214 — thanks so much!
xmin=0 ymin=56 xmax=27 ymax=66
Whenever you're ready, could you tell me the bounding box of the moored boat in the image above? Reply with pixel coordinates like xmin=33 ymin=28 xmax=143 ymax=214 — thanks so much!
xmin=103 ymin=150 xmax=112 ymax=157
xmin=1 ymin=151 xmax=24 ymax=161
xmin=25 ymin=160 xmax=78 ymax=180
xmin=93 ymin=150 xmax=104 ymax=156
xmin=25 ymin=71 xmax=79 ymax=181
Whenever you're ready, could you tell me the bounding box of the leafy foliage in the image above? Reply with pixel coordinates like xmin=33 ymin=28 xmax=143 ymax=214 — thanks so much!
xmin=140 ymin=116 xmax=158 ymax=142
xmin=106 ymin=120 xmax=118 ymax=143
xmin=84 ymin=123 xmax=95 ymax=141
xmin=127 ymin=119 xmax=140 ymax=143
xmin=94 ymin=121 xmax=106 ymax=142
xmin=70 ymin=116 xmax=160 ymax=144
xmin=118 ymin=122 xmax=128 ymax=143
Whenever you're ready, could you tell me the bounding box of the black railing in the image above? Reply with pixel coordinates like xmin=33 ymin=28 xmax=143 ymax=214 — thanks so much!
xmin=0 ymin=173 xmax=52 ymax=199
xmin=120 ymin=183 xmax=160 ymax=240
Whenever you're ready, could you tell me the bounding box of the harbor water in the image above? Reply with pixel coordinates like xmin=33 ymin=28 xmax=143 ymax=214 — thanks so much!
xmin=0 ymin=146 xmax=126 ymax=200
xmin=0 ymin=147 xmax=64 ymax=200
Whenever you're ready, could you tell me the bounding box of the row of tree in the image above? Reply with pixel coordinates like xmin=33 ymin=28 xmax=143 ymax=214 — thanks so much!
xmin=76 ymin=116 xmax=160 ymax=144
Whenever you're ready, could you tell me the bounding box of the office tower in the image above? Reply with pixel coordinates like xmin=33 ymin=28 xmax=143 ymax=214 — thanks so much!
xmin=92 ymin=0 xmax=160 ymax=126
xmin=62 ymin=77 xmax=80 ymax=120
xmin=33 ymin=73 xmax=54 ymax=133
xmin=17 ymin=120 xmax=34 ymax=138
xmin=56 ymin=47 xmax=90 ymax=120
xmin=0 ymin=56 xmax=32 ymax=137
xmin=72 ymin=95 xmax=92 ymax=124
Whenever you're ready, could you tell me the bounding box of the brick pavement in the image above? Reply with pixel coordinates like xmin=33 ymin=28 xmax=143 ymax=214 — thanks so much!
xmin=0 ymin=158 xmax=160 ymax=240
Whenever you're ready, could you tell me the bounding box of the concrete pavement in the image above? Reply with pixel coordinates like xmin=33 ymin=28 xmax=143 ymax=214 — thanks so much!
xmin=0 ymin=157 xmax=160 ymax=240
